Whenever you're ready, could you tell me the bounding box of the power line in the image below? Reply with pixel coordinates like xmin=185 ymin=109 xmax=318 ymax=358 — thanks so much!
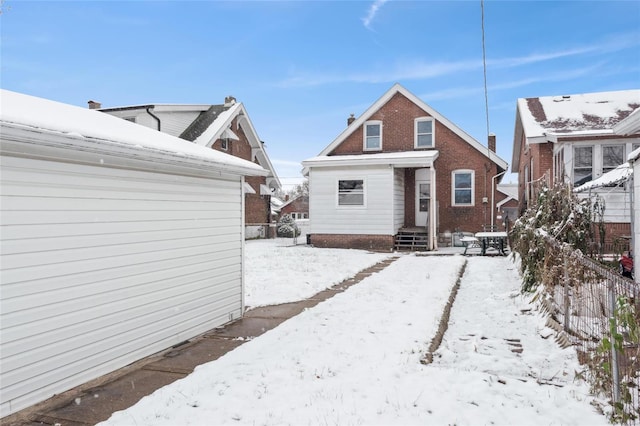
xmin=481 ymin=0 xmax=490 ymax=139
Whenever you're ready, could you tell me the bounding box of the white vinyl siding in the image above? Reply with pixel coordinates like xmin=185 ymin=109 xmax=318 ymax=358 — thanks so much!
xmin=393 ymin=168 xmax=405 ymax=232
xmin=0 ymin=156 xmax=243 ymax=417
xmin=309 ymin=166 xmax=394 ymax=235
xmin=156 ymin=111 xmax=202 ymax=137
xmin=577 ymin=189 xmax=631 ymax=223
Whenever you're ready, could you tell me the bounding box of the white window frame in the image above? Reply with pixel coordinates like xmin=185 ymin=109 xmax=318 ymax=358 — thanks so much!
xmin=414 ymin=117 xmax=434 ymax=148
xmin=363 ymin=120 xmax=382 ymax=151
xmin=337 ymin=178 xmax=366 ymax=207
xmin=602 ymin=144 xmax=624 ymax=174
xmin=573 ymin=145 xmax=593 ymax=186
xmin=220 ymin=139 xmax=229 ymax=151
xmin=451 ymin=170 xmax=475 ymax=207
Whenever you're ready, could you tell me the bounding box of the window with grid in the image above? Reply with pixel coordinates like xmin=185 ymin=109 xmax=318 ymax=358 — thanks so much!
xmin=338 ymin=179 xmax=364 ymax=206
xmin=415 ymin=118 xmax=434 ymax=148
xmin=452 ymin=170 xmax=474 ymax=206
xmin=602 ymin=145 xmax=624 ymax=173
xmin=573 ymin=146 xmax=593 ymax=186
xmin=364 ymin=121 xmax=382 ymax=151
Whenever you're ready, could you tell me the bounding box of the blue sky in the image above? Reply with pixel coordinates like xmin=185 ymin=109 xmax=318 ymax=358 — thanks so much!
xmin=2 ymin=0 xmax=639 ymax=188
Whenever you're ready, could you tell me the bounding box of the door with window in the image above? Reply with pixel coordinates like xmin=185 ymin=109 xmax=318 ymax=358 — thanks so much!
xmin=415 ymin=181 xmax=430 ymax=228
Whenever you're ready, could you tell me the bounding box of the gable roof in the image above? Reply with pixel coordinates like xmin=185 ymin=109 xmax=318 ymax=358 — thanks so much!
xmin=101 ymin=101 xmax=281 ymax=190
xmin=179 ymin=105 xmax=228 ymax=141
xmin=512 ymin=89 xmax=640 ymax=170
xmin=615 ymin=107 xmax=640 ymax=136
xmin=518 ymin=89 xmax=640 ymax=141
xmin=279 ymin=194 xmax=308 ymax=210
xmin=0 ymin=89 xmax=268 ymax=177
xmin=497 ymin=183 xmax=518 ymax=200
xmin=316 ymin=83 xmax=507 ymax=171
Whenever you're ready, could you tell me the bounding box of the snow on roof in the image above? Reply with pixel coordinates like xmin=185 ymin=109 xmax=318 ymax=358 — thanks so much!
xmin=497 ymin=183 xmax=518 ymax=200
xmin=518 ymin=89 xmax=640 ymax=138
xmin=573 ymin=162 xmax=632 ymax=193
xmin=615 ymin=107 xmax=640 ymax=136
xmin=303 ymin=150 xmax=439 ymax=169
xmin=0 ymin=89 xmax=266 ymax=175
xmin=193 ymin=103 xmax=241 ymax=146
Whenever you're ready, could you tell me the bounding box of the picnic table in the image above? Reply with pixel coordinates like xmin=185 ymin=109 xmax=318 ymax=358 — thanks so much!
xmin=474 ymin=231 xmax=509 ymax=256
xmin=460 ymin=236 xmax=481 ymax=255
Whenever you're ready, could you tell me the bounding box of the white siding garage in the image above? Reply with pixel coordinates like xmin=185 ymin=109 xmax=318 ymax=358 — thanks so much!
xmin=0 ymin=90 xmax=268 ymax=418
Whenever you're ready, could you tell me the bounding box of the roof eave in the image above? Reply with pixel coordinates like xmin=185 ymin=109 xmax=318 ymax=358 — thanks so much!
xmin=1 ymin=122 xmax=269 ymax=178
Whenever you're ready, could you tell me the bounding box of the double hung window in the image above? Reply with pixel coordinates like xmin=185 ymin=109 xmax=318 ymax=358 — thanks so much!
xmin=364 ymin=121 xmax=382 ymax=151
xmin=602 ymin=145 xmax=624 ymax=174
xmin=573 ymin=146 xmax=593 ymax=186
xmin=415 ymin=118 xmax=434 ymax=148
xmin=338 ymin=179 xmax=364 ymax=206
xmin=452 ymin=170 xmax=474 ymax=206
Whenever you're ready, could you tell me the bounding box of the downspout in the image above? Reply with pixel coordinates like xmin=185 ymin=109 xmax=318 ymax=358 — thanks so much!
xmin=491 ymin=170 xmax=507 ymax=229
xmin=629 ymin=166 xmax=636 ymax=284
xmin=146 ymin=106 xmax=161 ymax=131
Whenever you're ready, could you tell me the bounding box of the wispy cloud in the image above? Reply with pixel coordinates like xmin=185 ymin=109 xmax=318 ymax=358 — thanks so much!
xmin=418 ymin=63 xmax=607 ymax=102
xmin=362 ymin=0 xmax=389 ymax=30
xmin=277 ymin=33 xmax=639 ymax=89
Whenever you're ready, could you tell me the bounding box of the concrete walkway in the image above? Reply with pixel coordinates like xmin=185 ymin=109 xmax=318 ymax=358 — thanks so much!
xmin=3 ymin=257 xmax=400 ymax=426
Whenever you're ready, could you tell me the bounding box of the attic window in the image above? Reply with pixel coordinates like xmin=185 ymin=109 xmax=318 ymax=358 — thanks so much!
xmin=220 ymin=139 xmax=229 ymax=150
xmin=415 ymin=117 xmax=434 ymax=148
xmin=364 ymin=121 xmax=382 ymax=151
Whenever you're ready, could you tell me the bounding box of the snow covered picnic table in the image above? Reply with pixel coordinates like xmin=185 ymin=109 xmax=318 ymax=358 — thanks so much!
xmin=460 ymin=236 xmax=481 ymax=255
xmin=475 ymin=231 xmax=509 ymax=256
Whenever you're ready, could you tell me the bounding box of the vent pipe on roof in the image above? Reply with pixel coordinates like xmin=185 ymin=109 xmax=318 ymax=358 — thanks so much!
xmin=88 ymin=100 xmax=102 ymax=109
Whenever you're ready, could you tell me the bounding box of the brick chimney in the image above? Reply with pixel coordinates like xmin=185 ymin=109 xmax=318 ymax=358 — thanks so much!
xmin=88 ymin=100 xmax=101 ymax=110
xmin=488 ymin=133 xmax=496 ymax=153
xmin=224 ymin=96 xmax=236 ymax=107
xmin=347 ymin=113 xmax=356 ymax=126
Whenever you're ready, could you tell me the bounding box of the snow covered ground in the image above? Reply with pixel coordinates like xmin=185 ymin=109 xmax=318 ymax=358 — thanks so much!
xmin=243 ymin=238 xmax=392 ymax=307
xmin=100 ymin=240 xmax=606 ymax=425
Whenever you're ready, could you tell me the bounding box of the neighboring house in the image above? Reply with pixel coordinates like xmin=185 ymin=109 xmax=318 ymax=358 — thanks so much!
xmin=279 ymin=195 xmax=309 ymax=220
xmin=97 ymin=97 xmax=281 ymax=238
xmin=496 ymin=183 xmax=519 ymax=231
xmin=0 ymin=90 xmax=267 ymax=418
xmin=512 ymin=89 xmax=640 ymax=252
xmin=270 ymin=195 xmax=284 ymax=220
xmin=301 ymin=83 xmax=508 ymax=252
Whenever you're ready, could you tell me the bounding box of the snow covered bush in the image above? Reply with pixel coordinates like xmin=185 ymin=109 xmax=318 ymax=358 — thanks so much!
xmin=277 ymin=214 xmax=300 ymax=238
xmin=510 ymin=182 xmax=601 ymax=292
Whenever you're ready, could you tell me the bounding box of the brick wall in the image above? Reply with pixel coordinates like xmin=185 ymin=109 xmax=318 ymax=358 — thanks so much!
xmin=281 ymin=196 xmax=309 ymax=218
xmin=209 ymin=116 xmax=271 ymax=225
xmin=310 ymin=234 xmax=395 ymax=252
xmin=601 ymin=222 xmax=632 ymax=254
xmin=328 ymin=92 xmax=502 ymax=235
